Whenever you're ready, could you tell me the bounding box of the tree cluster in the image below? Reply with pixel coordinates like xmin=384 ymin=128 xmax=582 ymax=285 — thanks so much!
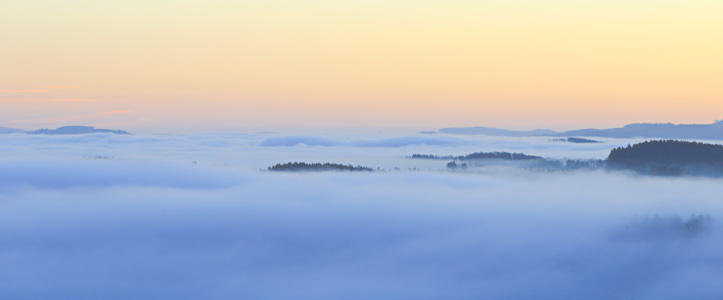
xmin=461 ymin=151 xmax=542 ymax=160
xmin=608 ymin=140 xmax=723 ymax=170
xmin=410 ymin=151 xmax=542 ymax=161
xmin=446 ymin=161 xmax=468 ymax=169
xmin=409 ymin=154 xmax=455 ymax=160
xmin=268 ymin=162 xmax=374 ymax=172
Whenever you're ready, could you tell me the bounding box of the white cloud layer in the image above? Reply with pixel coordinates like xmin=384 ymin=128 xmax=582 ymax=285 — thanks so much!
xmin=1 ymin=133 xmax=722 ymax=299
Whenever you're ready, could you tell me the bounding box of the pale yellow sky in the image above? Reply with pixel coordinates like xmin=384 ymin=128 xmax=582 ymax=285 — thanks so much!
xmin=1 ymin=0 xmax=721 ymax=133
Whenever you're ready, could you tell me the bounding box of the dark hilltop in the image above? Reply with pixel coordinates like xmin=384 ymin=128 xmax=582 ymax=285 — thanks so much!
xmin=268 ymin=162 xmax=374 ymax=172
xmin=0 ymin=125 xmax=131 ymax=135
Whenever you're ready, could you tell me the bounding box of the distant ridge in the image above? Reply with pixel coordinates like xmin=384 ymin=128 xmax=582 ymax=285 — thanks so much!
xmin=438 ymin=127 xmax=557 ymax=137
xmin=552 ymin=137 xmax=601 ymax=143
xmin=0 ymin=126 xmax=27 ymax=134
xmin=28 ymin=126 xmax=131 ymax=135
xmin=428 ymin=121 xmax=723 ymax=140
xmin=554 ymin=122 xmax=723 ymax=140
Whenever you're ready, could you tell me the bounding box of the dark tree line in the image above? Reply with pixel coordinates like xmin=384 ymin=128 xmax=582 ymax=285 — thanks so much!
xmin=410 ymin=151 xmax=542 ymax=161
xmin=564 ymin=159 xmax=606 ymax=169
xmin=608 ymin=140 xmax=723 ymax=168
xmin=462 ymin=152 xmax=542 ymax=160
xmin=409 ymin=154 xmax=455 ymax=160
xmin=607 ymin=140 xmax=723 ymax=176
xmin=268 ymin=162 xmax=374 ymax=172
xmin=411 ymin=150 xmax=604 ymax=171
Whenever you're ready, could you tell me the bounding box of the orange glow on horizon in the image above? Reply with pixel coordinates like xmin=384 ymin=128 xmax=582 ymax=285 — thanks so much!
xmin=1 ymin=0 xmax=721 ymax=133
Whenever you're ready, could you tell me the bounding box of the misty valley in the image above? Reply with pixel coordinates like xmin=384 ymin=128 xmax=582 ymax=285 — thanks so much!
xmin=1 ymin=132 xmax=723 ymax=299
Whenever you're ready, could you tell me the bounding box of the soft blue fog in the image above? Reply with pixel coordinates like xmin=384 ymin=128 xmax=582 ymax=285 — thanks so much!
xmin=1 ymin=133 xmax=722 ymax=299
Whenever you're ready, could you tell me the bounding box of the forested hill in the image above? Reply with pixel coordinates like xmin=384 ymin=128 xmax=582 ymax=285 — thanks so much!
xmin=29 ymin=126 xmax=130 ymax=135
xmin=410 ymin=151 xmax=542 ymax=161
xmin=1 ymin=125 xmax=130 ymax=135
xmin=608 ymin=140 xmax=723 ymax=175
xmin=268 ymin=162 xmax=374 ymax=172
xmin=410 ymin=151 xmax=603 ymax=171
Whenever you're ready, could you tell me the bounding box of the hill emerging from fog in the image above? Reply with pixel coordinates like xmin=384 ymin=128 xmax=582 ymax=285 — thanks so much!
xmin=608 ymin=140 xmax=723 ymax=176
xmin=429 ymin=120 xmax=723 ymax=140
xmin=268 ymin=162 xmax=374 ymax=172
xmin=23 ymin=126 xmax=131 ymax=135
xmin=431 ymin=127 xmax=558 ymax=137
xmin=0 ymin=126 xmax=27 ymax=134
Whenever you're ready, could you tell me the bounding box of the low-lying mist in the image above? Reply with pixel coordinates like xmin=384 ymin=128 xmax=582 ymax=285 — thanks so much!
xmin=1 ymin=132 xmax=722 ymax=299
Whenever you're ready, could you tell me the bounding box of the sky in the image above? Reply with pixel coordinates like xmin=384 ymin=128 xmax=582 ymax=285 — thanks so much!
xmin=1 ymin=0 xmax=722 ymax=133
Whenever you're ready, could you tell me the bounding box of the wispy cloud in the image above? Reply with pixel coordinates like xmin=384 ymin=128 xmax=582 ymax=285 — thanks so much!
xmin=0 ymin=98 xmax=99 ymax=102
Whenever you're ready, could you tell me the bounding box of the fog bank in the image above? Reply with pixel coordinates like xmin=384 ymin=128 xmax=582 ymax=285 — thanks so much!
xmin=1 ymin=133 xmax=722 ymax=299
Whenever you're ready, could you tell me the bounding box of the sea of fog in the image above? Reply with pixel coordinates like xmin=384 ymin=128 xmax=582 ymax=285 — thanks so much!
xmin=1 ymin=132 xmax=722 ymax=299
